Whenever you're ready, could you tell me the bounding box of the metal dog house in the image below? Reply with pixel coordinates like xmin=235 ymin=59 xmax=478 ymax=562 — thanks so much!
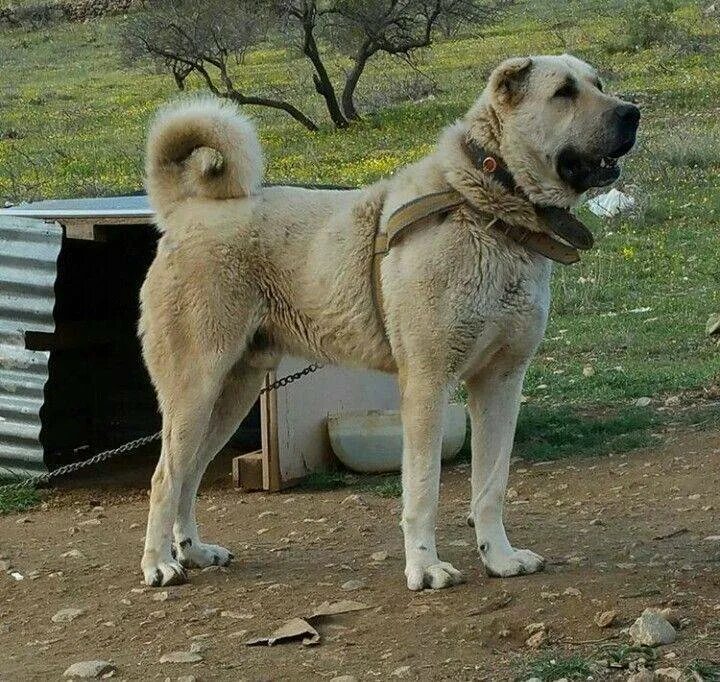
xmin=0 ymin=196 xmax=399 ymax=487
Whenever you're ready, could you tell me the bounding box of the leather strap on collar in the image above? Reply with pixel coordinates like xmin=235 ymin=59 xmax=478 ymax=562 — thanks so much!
xmin=377 ymin=190 xmax=580 ymax=264
xmin=462 ymin=136 xmax=517 ymax=194
xmin=461 ymin=136 xmax=595 ymax=251
xmin=375 ymin=190 xmax=465 ymax=255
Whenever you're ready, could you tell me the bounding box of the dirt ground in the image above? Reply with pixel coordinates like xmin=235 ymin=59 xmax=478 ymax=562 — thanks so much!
xmin=1 ymin=428 xmax=719 ymax=682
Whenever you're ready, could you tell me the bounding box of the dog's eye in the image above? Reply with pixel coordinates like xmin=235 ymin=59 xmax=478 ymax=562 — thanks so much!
xmin=553 ymin=82 xmax=577 ymax=99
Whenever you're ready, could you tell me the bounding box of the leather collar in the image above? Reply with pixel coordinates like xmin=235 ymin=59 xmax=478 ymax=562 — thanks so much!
xmin=461 ymin=135 xmax=594 ymax=252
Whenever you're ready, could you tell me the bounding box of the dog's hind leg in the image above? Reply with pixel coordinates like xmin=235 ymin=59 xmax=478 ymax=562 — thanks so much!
xmin=173 ymin=362 xmax=267 ymax=570
xmin=466 ymin=359 xmax=545 ymax=578
xmin=399 ymin=368 xmax=464 ymax=591
xmin=141 ymin=368 xmax=226 ymax=587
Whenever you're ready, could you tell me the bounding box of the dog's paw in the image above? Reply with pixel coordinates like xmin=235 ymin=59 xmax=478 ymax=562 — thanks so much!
xmin=405 ymin=559 xmax=464 ymax=591
xmin=142 ymin=559 xmax=188 ymax=587
xmin=176 ymin=539 xmax=234 ymax=569
xmin=481 ymin=545 xmax=545 ymax=578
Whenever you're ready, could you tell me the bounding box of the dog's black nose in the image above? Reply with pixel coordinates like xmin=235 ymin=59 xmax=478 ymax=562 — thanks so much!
xmin=615 ymin=103 xmax=640 ymax=129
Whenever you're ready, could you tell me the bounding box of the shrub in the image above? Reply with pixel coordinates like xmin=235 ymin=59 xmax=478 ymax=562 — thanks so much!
xmin=622 ymin=0 xmax=678 ymax=49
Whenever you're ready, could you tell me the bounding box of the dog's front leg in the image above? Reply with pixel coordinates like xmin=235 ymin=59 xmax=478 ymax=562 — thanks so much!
xmin=466 ymin=362 xmax=545 ymax=577
xmin=399 ymin=372 xmax=464 ymax=590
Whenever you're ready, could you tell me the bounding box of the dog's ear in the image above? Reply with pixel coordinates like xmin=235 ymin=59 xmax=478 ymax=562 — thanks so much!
xmin=490 ymin=57 xmax=533 ymax=106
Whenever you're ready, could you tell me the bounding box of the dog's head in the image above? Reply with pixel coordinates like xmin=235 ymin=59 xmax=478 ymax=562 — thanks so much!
xmin=472 ymin=54 xmax=640 ymax=204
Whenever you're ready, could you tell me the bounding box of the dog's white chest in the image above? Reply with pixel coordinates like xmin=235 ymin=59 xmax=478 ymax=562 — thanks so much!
xmin=459 ymin=258 xmax=551 ymax=375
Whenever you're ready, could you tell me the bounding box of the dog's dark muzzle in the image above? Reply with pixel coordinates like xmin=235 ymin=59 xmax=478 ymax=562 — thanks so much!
xmin=556 ymin=103 xmax=640 ymax=193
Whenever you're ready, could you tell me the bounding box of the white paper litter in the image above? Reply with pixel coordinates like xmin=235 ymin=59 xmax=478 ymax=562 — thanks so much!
xmin=586 ymin=188 xmax=636 ymax=217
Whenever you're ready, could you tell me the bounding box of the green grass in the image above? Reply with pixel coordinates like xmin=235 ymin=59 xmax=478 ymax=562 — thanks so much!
xmin=300 ymin=469 xmax=403 ymax=498
xmin=361 ymin=476 xmax=403 ymax=499
xmin=686 ymin=660 xmax=720 ymax=681
xmin=598 ymin=643 xmax=658 ymax=668
xmin=0 ymin=485 xmax=41 ymax=514
xmin=299 ymin=470 xmax=353 ymax=491
xmin=519 ymin=652 xmax=593 ymax=681
xmin=0 ymin=0 xmax=718 ymax=475
xmin=514 ymin=405 xmax=659 ymax=461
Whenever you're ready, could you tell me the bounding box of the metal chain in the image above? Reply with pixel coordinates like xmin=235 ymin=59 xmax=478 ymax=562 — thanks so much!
xmin=0 ymin=363 xmax=323 ymax=494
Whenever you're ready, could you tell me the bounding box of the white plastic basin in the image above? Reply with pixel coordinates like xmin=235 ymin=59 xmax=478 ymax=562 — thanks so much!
xmin=327 ymin=404 xmax=467 ymax=473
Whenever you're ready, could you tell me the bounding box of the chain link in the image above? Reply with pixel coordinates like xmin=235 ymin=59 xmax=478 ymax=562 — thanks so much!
xmin=0 ymin=363 xmax=323 ymax=495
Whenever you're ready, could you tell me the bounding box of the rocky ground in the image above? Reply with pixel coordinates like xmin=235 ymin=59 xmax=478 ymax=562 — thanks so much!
xmin=1 ymin=428 xmax=719 ymax=681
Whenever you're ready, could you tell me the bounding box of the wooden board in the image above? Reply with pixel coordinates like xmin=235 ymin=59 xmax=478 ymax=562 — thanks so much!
xmin=260 ymin=358 xmax=400 ymax=491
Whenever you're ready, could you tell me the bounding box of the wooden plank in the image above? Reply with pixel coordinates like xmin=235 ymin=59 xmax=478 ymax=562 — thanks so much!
xmin=62 ymin=218 xmax=153 ymax=241
xmin=260 ymin=372 xmax=282 ymax=492
xmin=272 ymin=358 xmax=400 ymax=487
xmin=63 ymin=220 xmax=105 ymax=241
xmin=232 ymin=451 xmax=263 ymax=491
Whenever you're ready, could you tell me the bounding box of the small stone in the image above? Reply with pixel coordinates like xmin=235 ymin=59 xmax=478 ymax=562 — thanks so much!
xmin=390 ymin=666 xmax=411 ymax=678
xmin=654 ymin=668 xmax=683 ymax=681
xmin=16 ymin=516 xmax=31 ymax=524
xmin=589 ymin=518 xmax=605 ymax=526
xmin=149 ymin=609 xmax=166 ymax=619
xmin=629 ymin=609 xmax=676 ymax=646
xmin=634 ymin=397 xmax=652 ymax=407
xmin=52 ymin=607 xmax=86 ymax=623
xmin=525 ymin=629 xmax=547 ymax=648
xmin=370 ymin=551 xmax=388 ymax=562
xmin=563 ymin=587 xmax=582 ymax=597
xmin=159 ymin=651 xmax=203 ymax=664
xmin=525 ymin=622 xmax=546 ymax=634
xmin=201 ymin=607 xmax=219 ymax=619
xmin=189 ymin=641 xmax=209 ymax=653
xmin=594 ymin=610 xmax=617 ymax=628
xmin=582 ymin=365 xmax=595 ymax=377
xmin=330 ymin=677 xmax=358 ymax=682
xmin=341 ymin=494 xmax=366 ymax=506
xmin=62 ymin=660 xmax=116 ymax=678
xmin=78 ymin=519 xmax=101 ymax=526
xmin=153 ymin=591 xmax=177 ymax=602
xmin=704 ymin=535 xmax=720 ymax=542
xmin=176 ymin=677 xmax=197 ymax=682
xmin=60 ymin=549 xmax=85 ymax=560
xmin=221 ymin=610 xmax=254 ymax=620
xmin=627 ymin=670 xmax=654 ymax=682
xmin=129 ymin=523 xmax=140 ymax=530
xmin=341 ymin=579 xmax=365 ymax=591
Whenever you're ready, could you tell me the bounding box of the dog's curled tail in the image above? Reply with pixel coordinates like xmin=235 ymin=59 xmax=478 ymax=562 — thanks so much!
xmin=145 ymin=97 xmax=264 ymax=219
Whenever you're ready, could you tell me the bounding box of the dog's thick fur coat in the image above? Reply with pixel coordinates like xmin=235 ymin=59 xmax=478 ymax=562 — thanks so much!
xmin=139 ymin=55 xmax=638 ymax=589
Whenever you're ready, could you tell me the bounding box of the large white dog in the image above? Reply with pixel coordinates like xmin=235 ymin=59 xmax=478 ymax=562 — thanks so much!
xmin=139 ymin=54 xmax=639 ymax=590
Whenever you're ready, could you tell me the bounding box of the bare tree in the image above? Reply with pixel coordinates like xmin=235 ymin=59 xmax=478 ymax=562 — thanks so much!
xmin=123 ymin=0 xmax=495 ymax=130
xmin=322 ymin=0 xmax=492 ymax=121
xmin=122 ymin=0 xmax=321 ymax=130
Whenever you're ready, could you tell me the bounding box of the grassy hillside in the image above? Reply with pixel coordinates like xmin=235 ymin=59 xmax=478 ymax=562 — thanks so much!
xmin=0 ymin=0 xmax=718 ymax=419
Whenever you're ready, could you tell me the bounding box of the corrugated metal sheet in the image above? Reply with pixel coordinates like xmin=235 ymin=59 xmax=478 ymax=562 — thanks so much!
xmin=0 ymin=215 xmax=62 ymax=477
